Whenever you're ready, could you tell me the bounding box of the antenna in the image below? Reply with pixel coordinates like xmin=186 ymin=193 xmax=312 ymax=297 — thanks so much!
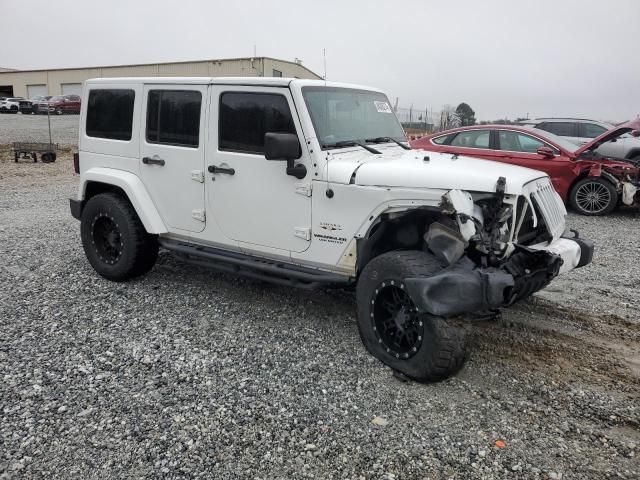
xmin=323 ymin=48 xmax=327 ymax=81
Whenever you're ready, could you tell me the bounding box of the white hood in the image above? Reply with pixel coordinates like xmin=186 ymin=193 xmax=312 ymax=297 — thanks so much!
xmin=325 ymin=147 xmax=547 ymax=195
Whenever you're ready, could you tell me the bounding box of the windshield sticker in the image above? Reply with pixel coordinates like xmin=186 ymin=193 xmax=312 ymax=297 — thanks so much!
xmin=374 ymin=101 xmax=392 ymax=113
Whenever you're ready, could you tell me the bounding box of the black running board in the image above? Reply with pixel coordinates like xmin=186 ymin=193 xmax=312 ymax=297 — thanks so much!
xmin=159 ymin=238 xmax=352 ymax=289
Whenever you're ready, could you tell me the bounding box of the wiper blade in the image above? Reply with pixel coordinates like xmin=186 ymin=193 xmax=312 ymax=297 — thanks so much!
xmin=365 ymin=136 xmax=411 ymax=150
xmin=323 ymin=140 xmax=381 ymax=154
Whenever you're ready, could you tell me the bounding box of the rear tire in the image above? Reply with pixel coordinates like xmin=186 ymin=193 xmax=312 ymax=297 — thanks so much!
xmin=356 ymin=251 xmax=466 ymax=382
xmin=569 ymin=177 xmax=617 ymax=216
xmin=80 ymin=193 xmax=158 ymax=281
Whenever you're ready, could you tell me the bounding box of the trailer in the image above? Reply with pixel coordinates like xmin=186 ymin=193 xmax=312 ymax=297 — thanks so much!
xmin=12 ymin=142 xmax=58 ymax=163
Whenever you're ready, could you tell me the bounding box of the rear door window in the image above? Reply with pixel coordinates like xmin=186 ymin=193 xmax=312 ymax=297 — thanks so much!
xmin=146 ymin=90 xmax=202 ymax=148
xmin=536 ymin=122 xmax=576 ymax=137
xmin=449 ymin=130 xmax=490 ymax=148
xmin=86 ymin=89 xmax=135 ymax=141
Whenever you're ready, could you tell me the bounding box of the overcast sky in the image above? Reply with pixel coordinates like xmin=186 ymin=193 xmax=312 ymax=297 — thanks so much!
xmin=2 ymin=0 xmax=638 ymax=121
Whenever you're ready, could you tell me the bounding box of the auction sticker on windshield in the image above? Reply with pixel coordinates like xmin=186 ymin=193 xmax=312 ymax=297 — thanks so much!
xmin=374 ymin=101 xmax=392 ymax=113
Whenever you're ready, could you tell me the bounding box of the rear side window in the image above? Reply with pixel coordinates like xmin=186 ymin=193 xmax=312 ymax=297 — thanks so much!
xmin=537 ymin=122 xmax=576 ymax=137
xmin=146 ymin=90 xmax=202 ymax=148
xmin=86 ymin=89 xmax=135 ymax=141
xmin=219 ymin=92 xmax=296 ymax=154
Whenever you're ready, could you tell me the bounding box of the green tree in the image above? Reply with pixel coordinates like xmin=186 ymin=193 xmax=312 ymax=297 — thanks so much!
xmin=455 ymin=103 xmax=476 ymax=126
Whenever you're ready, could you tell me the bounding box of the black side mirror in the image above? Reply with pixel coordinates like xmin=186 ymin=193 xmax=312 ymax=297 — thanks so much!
xmin=264 ymin=132 xmax=306 ymax=179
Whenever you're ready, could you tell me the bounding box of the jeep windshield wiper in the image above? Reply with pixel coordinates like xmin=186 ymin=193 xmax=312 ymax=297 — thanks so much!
xmin=323 ymin=140 xmax=381 ymax=154
xmin=365 ymin=136 xmax=411 ymax=150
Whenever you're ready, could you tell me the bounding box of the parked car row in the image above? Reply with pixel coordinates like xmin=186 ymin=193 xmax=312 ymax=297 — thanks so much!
xmin=0 ymin=94 xmax=81 ymax=114
xmin=410 ymin=119 xmax=640 ymax=216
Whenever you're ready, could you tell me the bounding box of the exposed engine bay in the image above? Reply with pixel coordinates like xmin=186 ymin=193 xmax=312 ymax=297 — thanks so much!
xmin=359 ymin=176 xmax=594 ymax=317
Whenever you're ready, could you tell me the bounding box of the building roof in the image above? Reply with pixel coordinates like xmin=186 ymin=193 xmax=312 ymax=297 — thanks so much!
xmin=0 ymin=56 xmax=321 ymax=79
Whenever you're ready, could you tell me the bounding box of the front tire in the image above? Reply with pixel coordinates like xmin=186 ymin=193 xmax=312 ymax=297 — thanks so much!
xmin=356 ymin=251 xmax=466 ymax=382
xmin=569 ymin=177 xmax=617 ymax=216
xmin=80 ymin=193 xmax=158 ymax=281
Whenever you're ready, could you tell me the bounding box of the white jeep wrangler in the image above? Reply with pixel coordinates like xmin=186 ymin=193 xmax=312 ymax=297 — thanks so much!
xmin=70 ymin=77 xmax=594 ymax=382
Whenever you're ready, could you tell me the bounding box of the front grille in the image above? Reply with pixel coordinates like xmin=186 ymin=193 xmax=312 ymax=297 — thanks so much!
xmin=529 ymin=179 xmax=566 ymax=240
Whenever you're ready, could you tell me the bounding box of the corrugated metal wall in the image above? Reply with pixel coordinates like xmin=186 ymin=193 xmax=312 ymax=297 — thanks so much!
xmin=0 ymin=58 xmax=321 ymax=98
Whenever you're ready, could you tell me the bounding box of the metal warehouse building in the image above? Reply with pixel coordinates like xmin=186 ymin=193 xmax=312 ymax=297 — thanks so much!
xmin=0 ymin=57 xmax=322 ymax=98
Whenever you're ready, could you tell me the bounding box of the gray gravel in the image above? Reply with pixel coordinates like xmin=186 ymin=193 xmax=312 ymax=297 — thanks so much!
xmin=1 ymin=153 xmax=639 ymax=479
xmin=0 ymin=113 xmax=79 ymax=146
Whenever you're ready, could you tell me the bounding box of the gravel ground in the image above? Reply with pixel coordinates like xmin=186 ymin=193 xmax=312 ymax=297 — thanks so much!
xmin=0 ymin=113 xmax=79 ymax=146
xmin=1 ymin=152 xmax=638 ymax=479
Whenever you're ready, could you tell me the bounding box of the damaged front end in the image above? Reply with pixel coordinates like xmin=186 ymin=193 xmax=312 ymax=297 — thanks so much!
xmin=407 ymin=176 xmax=593 ymax=317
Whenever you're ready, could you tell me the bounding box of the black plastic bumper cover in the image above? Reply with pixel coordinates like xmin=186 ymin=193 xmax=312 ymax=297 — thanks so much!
xmin=404 ymin=246 xmax=565 ymax=317
xmin=69 ymin=198 xmax=84 ymax=220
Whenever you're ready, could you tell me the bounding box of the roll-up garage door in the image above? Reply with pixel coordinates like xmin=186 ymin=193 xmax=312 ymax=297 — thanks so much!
xmin=61 ymin=83 xmax=82 ymax=95
xmin=27 ymin=84 xmax=48 ymax=98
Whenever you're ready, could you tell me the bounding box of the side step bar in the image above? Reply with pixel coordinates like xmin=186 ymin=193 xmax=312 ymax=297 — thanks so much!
xmin=159 ymin=238 xmax=352 ymax=290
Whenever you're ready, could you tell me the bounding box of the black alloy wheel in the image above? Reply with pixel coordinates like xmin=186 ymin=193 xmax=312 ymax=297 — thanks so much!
xmin=91 ymin=214 xmax=123 ymax=266
xmin=371 ymin=282 xmax=424 ymax=359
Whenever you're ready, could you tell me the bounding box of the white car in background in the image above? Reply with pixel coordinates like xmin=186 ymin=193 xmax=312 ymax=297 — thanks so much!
xmin=518 ymin=118 xmax=640 ymax=162
xmin=0 ymin=97 xmax=32 ymax=114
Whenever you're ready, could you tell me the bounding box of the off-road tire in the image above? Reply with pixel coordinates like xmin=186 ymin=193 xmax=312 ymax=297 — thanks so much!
xmin=569 ymin=177 xmax=617 ymax=216
xmin=80 ymin=193 xmax=158 ymax=281
xmin=356 ymin=250 xmax=466 ymax=382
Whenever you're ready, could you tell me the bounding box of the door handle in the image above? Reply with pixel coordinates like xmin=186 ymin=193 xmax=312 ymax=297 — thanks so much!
xmin=208 ymin=165 xmax=235 ymax=175
xmin=142 ymin=156 xmax=165 ymax=166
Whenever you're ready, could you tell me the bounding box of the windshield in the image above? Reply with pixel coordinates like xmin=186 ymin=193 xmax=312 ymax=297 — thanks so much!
xmin=529 ymin=128 xmax=584 ymax=153
xmin=302 ymin=86 xmax=406 ymax=149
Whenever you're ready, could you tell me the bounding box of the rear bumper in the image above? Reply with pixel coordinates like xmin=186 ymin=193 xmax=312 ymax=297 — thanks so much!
xmin=69 ymin=198 xmax=84 ymax=220
xmin=404 ymin=235 xmax=593 ymax=317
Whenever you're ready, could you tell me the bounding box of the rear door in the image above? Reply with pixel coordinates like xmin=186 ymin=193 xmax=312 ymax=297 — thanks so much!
xmin=139 ymin=84 xmax=208 ymax=233
xmin=537 ymin=121 xmax=583 ymax=145
xmin=440 ymin=129 xmax=506 ymax=163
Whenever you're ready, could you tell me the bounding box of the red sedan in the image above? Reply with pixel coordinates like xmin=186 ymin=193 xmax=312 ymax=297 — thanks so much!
xmin=410 ymin=121 xmax=640 ymax=215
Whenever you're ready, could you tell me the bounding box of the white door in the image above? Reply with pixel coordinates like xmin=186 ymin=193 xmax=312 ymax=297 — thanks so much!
xmin=139 ymin=85 xmax=208 ymax=233
xmin=61 ymin=83 xmax=82 ymax=95
xmin=208 ymin=86 xmax=311 ymax=253
xmin=27 ymin=84 xmax=47 ymax=98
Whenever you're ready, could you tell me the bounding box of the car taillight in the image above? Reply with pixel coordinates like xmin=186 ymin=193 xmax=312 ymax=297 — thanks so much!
xmin=73 ymin=153 xmax=80 ymax=174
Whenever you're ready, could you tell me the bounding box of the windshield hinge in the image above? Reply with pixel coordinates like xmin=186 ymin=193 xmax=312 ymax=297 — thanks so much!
xmin=191 ymin=209 xmax=206 ymax=222
xmin=295 ymin=183 xmax=312 ymax=197
xmin=294 ymin=227 xmax=311 ymax=241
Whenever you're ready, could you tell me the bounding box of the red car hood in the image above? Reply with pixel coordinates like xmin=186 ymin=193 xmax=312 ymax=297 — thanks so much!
xmin=575 ymin=118 xmax=640 ymax=156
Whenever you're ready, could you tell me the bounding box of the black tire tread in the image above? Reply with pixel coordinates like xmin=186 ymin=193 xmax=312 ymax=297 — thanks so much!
xmin=81 ymin=193 xmax=158 ymax=281
xmin=356 ymin=250 xmax=466 ymax=383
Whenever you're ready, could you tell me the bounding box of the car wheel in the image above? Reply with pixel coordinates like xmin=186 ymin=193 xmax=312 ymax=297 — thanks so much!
xmin=10 ymin=106 xmax=18 ymax=114
xmin=356 ymin=250 xmax=466 ymax=382
xmin=569 ymin=177 xmax=618 ymax=216
xmin=80 ymin=193 xmax=158 ymax=281
xmin=55 ymin=108 xmax=62 ymax=115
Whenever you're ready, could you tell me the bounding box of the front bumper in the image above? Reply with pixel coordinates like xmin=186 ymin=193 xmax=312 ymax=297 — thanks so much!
xmin=404 ymin=235 xmax=594 ymax=317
